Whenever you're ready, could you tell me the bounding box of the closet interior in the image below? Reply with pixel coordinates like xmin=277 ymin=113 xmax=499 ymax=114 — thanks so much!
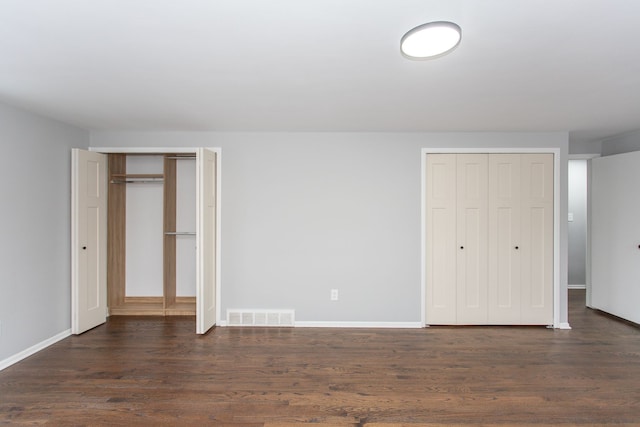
xmin=107 ymin=153 xmax=197 ymax=316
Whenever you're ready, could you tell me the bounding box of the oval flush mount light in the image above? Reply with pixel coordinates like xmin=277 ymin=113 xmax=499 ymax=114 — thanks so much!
xmin=401 ymin=21 xmax=462 ymax=60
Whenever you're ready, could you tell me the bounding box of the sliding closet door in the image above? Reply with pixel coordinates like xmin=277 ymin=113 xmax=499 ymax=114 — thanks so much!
xmin=196 ymin=148 xmax=217 ymax=334
xmin=520 ymin=153 xmax=554 ymax=324
xmin=425 ymin=154 xmax=457 ymax=324
xmin=488 ymin=154 xmax=522 ymax=323
xmin=71 ymin=149 xmax=107 ymax=334
xmin=456 ymin=154 xmax=488 ymax=324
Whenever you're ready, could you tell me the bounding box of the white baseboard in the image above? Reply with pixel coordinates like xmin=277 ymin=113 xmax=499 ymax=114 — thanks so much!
xmin=0 ymin=329 xmax=71 ymax=372
xmin=568 ymin=284 xmax=586 ymax=289
xmin=295 ymin=321 xmax=423 ymax=329
xmin=218 ymin=320 xmax=422 ymax=328
xmin=556 ymin=322 xmax=572 ymax=330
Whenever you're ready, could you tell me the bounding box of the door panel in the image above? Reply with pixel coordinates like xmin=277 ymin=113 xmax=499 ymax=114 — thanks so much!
xmin=592 ymin=151 xmax=640 ymax=324
xmin=520 ymin=154 xmax=553 ymax=324
xmin=431 ymin=208 xmax=456 ymax=310
xmin=86 ymin=206 xmax=100 ymax=310
xmin=456 ymin=154 xmax=488 ymax=324
xmin=72 ymin=149 xmax=107 ymax=334
xmin=488 ymin=154 xmax=521 ymax=323
xmin=496 ymin=208 xmax=516 ymax=306
xmin=425 ymin=154 xmax=457 ymax=324
xmin=461 ymin=208 xmax=482 ymax=309
xmin=196 ymin=148 xmax=217 ymax=334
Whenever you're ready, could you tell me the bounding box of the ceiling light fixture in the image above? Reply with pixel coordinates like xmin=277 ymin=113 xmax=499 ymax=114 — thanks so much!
xmin=400 ymin=21 xmax=462 ymax=60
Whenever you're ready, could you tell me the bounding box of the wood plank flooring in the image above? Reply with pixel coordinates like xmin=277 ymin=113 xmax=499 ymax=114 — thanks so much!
xmin=1 ymin=290 xmax=639 ymax=426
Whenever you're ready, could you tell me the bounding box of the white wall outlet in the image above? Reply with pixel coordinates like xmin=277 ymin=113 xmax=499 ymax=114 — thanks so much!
xmin=330 ymin=289 xmax=339 ymax=301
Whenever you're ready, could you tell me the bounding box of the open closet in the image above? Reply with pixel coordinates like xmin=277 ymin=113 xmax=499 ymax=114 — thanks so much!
xmin=71 ymin=148 xmax=219 ymax=335
xmin=108 ymin=153 xmax=197 ymax=316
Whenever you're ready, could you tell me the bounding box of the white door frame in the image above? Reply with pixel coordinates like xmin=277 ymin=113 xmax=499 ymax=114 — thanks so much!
xmin=568 ymin=153 xmax=600 ymax=309
xmin=89 ymin=147 xmax=222 ymax=327
xmin=421 ymin=147 xmax=565 ymax=328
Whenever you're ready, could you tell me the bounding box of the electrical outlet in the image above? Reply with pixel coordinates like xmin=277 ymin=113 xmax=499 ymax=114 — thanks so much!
xmin=330 ymin=289 xmax=339 ymax=301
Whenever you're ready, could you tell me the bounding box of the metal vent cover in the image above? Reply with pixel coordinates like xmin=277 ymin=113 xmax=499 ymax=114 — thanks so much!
xmin=226 ymin=309 xmax=295 ymax=327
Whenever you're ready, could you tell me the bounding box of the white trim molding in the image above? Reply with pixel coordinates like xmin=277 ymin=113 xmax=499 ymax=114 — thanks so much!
xmin=216 ymin=321 xmax=423 ymax=329
xmin=90 ymin=147 xmax=203 ymax=154
xmin=0 ymin=329 xmax=71 ymax=372
xmin=295 ymin=321 xmax=422 ymax=329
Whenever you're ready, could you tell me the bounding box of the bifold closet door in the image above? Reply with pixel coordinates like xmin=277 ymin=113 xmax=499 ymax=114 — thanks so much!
xmin=425 ymin=154 xmax=457 ymax=324
xmin=488 ymin=153 xmax=553 ymax=324
xmin=426 ymin=152 xmax=553 ymax=325
xmin=520 ymin=153 xmax=553 ymax=324
xmin=456 ymin=154 xmax=488 ymax=324
xmin=196 ymin=148 xmax=217 ymax=334
xmin=426 ymin=153 xmax=488 ymax=325
xmin=488 ymin=154 xmax=522 ymax=323
xmin=71 ymin=149 xmax=107 ymax=334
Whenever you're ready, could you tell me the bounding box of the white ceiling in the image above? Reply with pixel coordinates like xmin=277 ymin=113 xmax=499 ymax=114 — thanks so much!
xmin=1 ymin=0 xmax=639 ymax=144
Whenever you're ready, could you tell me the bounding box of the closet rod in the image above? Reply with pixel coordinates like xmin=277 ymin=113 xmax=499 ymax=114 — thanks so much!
xmin=164 ymin=231 xmax=196 ymax=236
xmin=165 ymin=156 xmax=196 ymax=160
xmin=110 ymin=178 xmax=164 ymax=184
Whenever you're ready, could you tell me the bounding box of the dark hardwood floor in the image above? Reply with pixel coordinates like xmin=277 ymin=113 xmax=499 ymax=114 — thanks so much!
xmin=1 ymin=290 xmax=639 ymax=426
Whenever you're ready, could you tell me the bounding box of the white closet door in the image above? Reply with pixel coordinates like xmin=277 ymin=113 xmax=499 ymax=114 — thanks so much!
xmin=425 ymin=154 xmax=457 ymax=324
xmin=71 ymin=149 xmax=107 ymax=334
xmin=456 ymin=154 xmax=488 ymax=324
xmin=488 ymin=154 xmax=522 ymax=323
xmin=520 ymin=153 xmax=554 ymax=324
xmin=591 ymin=152 xmax=640 ymax=324
xmin=196 ymin=148 xmax=217 ymax=334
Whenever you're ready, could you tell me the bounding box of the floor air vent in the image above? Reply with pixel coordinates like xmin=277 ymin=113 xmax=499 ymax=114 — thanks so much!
xmin=227 ymin=310 xmax=295 ymax=327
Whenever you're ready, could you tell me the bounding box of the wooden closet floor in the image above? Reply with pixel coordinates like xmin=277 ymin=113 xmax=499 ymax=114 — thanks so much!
xmin=1 ymin=290 xmax=639 ymax=426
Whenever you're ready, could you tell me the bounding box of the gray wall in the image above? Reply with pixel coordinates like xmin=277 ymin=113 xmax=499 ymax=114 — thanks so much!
xmin=90 ymin=131 xmax=570 ymax=325
xmin=602 ymin=130 xmax=640 ymax=156
xmin=569 ymin=139 xmax=602 ymax=155
xmin=0 ymin=102 xmax=89 ymax=361
xmin=568 ymin=160 xmax=587 ymax=285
